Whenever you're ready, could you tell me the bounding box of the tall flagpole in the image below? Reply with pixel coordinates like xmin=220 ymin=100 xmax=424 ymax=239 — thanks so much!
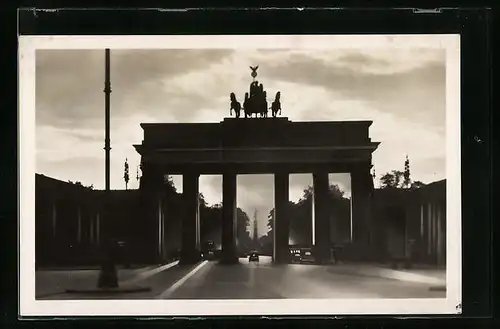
xmin=97 ymin=48 xmax=119 ymax=288
xmin=66 ymin=48 xmax=150 ymax=294
xmin=104 ymin=48 xmax=111 ymax=193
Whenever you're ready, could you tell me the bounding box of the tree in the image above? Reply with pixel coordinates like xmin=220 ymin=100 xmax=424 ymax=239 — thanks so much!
xmin=261 ymin=183 xmax=351 ymax=247
xmin=298 ymin=183 xmax=344 ymax=202
xmin=68 ymin=180 xmax=93 ymax=190
xmin=403 ymin=155 xmax=411 ymax=188
xmin=289 ymin=183 xmax=350 ymax=245
xmin=163 ymin=174 xmax=177 ymax=194
xmin=236 ymin=207 xmax=252 ymax=252
xmin=380 ymin=170 xmax=404 ymax=188
xmin=380 ymin=173 xmax=394 ymax=188
xmin=288 ymin=199 xmax=312 ymax=245
xmin=392 ymin=170 xmax=404 ymax=187
xmin=299 ymin=186 xmax=314 ymax=203
xmin=199 ymin=202 xmax=252 ymax=251
xmin=200 ymin=203 xmax=222 ymax=243
xmin=267 ymin=208 xmax=275 ymax=231
xmin=328 ymin=183 xmax=345 ymax=199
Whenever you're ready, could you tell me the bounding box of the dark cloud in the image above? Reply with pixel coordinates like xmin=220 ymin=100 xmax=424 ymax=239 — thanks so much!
xmin=121 ymin=84 xmax=222 ymax=122
xmin=65 ymin=129 xmax=103 ymax=143
xmin=36 ymin=49 xmax=233 ymax=127
xmin=265 ymin=53 xmax=446 ymax=129
xmin=336 ymin=53 xmax=391 ymax=68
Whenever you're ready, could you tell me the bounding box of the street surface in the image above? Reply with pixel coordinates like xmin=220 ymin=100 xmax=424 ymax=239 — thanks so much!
xmin=38 ymin=256 xmax=445 ymax=300
xmin=161 ymin=256 xmax=444 ymax=299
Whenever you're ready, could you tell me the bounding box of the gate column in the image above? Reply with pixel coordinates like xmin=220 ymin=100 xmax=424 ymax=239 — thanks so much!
xmin=313 ymin=171 xmax=331 ymax=264
xmin=179 ymin=172 xmax=202 ymax=265
xmin=274 ymin=172 xmax=290 ymax=263
xmin=350 ymin=168 xmax=374 ymax=261
xmin=220 ymin=171 xmax=239 ymax=264
xmin=138 ymin=162 xmax=165 ymax=264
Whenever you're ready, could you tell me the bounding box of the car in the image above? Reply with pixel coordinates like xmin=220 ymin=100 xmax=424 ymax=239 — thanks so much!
xmin=202 ymin=250 xmax=216 ymax=260
xmin=248 ymin=251 xmax=259 ymax=262
xmin=291 ymin=252 xmax=302 ymax=263
xmin=300 ymin=250 xmax=315 ymax=264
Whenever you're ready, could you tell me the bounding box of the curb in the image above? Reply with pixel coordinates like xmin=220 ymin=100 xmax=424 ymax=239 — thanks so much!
xmin=65 ymin=285 xmax=151 ymax=295
xmin=328 ymin=265 xmax=446 ymax=285
xmin=372 ymin=267 xmax=446 ymax=285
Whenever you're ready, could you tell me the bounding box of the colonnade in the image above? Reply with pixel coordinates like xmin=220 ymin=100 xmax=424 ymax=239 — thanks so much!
xmin=139 ymin=164 xmax=374 ymax=265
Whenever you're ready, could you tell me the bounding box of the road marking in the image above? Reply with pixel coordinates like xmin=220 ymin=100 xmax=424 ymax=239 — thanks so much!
xmin=121 ymin=261 xmax=179 ymax=285
xmin=157 ymin=260 xmax=209 ymax=299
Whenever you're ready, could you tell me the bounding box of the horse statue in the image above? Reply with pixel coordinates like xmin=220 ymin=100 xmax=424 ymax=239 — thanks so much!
xmin=229 ymin=92 xmax=242 ymax=118
xmin=270 ymin=91 xmax=282 ymax=118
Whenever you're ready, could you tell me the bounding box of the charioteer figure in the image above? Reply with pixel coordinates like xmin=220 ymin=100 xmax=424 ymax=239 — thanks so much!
xmin=250 ymin=81 xmax=259 ymax=98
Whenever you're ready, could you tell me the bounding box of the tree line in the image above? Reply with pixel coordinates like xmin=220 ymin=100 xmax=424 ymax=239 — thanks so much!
xmin=378 ymin=155 xmax=425 ymax=189
xmin=162 ymin=176 xmax=253 ymax=253
xmin=258 ymin=183 xmax=352 ymax=254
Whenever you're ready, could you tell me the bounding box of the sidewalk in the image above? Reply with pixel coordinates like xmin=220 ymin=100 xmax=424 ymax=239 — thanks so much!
xmin=36 ymin=264 xmax=158 ymax=271
xmin=36 ymin=261 xmax=179 ymax=298
xmin=327 ymin=262 xmax=446 ymax=286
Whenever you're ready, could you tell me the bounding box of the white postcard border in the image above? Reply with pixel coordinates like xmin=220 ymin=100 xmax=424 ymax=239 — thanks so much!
xmin=18 ymin=34 xmax=462 ymax=316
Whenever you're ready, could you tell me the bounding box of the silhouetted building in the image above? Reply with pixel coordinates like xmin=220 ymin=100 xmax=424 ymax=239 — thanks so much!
xmin=285 ymin=179 xmax=446 ymax=266
xmin=36 ymin=172 xmax=446 ymax=267
xmin=372 ymin=179 xmax=446 ymax=266
xmin=35 ymin=174 xmax=183 ymax=268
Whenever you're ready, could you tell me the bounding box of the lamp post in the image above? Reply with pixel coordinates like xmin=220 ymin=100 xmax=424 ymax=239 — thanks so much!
xmin=97 ymin=48 xmax=119 ymax=288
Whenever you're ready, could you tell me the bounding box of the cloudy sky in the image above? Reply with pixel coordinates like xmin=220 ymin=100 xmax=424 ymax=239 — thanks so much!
xmin=35 ymin=46 xmax=446 ymax=236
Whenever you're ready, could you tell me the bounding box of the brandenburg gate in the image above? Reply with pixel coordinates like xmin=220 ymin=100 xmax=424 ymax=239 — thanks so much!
xmin=134 ymin=68 xmax=379 ymax=265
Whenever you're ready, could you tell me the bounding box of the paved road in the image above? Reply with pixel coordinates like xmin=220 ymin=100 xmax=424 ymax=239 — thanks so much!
xmin=161 ymin=256 xmax=445 ymax=299
xmin=38 ymin=256 xmax=445 ymax=300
